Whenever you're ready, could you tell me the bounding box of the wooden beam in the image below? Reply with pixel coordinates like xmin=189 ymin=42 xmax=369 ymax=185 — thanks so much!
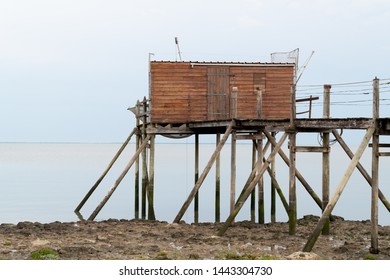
xmin=295 ymin=146 xmax=330 ymax=153
xmin=88 ymin=135 xmax=151 ymax=221
xmin=173 ymin=121 xmax=234 ymax=223
xmin=218 ymin=132 xmax=288 ymax=236
xmin=235 ymin=134 xmax=264 ymax=140
xmin=303 ymin=127 xmax=375 ymax=252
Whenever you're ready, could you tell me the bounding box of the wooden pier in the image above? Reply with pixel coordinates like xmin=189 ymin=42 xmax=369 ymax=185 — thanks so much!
xmin=76 ymin=61 xmax=390 ymax=255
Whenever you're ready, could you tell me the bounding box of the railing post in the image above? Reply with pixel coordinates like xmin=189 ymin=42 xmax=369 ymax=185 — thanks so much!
xmin=231 ymin=87 xmax=238 ymax=119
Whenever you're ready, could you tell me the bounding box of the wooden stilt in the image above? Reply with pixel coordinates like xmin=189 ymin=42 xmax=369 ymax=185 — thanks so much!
xmin=174 ymin=121 xmax=234 ymax=223
xmin=322 ymin=84 xmax=331 ymax=235
xmin=88 ymin=135 xmax=151 ymax=221
xmin=271 ymin=132 xmax=276 ymax=223
xmin=258 ymin=133 xmax=264 ymax=224
xmin=194 ymin=134 xmax=199 ymax=224
xmin=135 ymin=132 xmax=141 ymax=219
xmin=218 ymin=132 xmax=288 ymax=236
xmin=141 ymin=98 xmax=148 ymax=220
xmin=371 ymin=130 xmax=379 ymax=253
xmin=251 ymin=139 xmax=256 ymax=223
xmin=134 ymin=101 xmax=141 ymax=220
xmin=147 ymin=134 xmax=156 ymax=220
xmin=303 ymin=127 xmax=375 ymax=252
xmin=289 ymin=132 xmax=297 ymax=235
xmin=371 ymin=77 xmax=380 ymax=254
xmin=75 ymin=128 xmax=136 ymax=213
xmin=216 ymin=133 xmax=221 ymax=222
xmin=230 ymin=130 xmax=236 ymax=216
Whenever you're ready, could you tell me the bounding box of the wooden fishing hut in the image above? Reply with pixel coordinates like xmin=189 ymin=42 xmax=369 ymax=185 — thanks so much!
xmin=150 ymin=61 xmax=294 ymax=122
xmin=76 ymin=60 xmax=390 ymax=256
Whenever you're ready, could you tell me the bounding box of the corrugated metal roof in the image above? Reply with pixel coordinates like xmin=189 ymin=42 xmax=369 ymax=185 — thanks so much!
xmin=151 ymin=60 xmax=295 ymax=65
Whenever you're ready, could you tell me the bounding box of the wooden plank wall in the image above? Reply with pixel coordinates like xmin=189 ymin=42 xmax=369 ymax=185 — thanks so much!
xmin=151 ymin=62 xmax=207 ymax=123
xmin=150 ymin=62 xmax=294 ymax=123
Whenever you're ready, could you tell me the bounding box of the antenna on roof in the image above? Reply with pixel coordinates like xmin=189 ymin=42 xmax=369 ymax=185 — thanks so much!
xmin=175 ymin=37 xmax=182 ymax=61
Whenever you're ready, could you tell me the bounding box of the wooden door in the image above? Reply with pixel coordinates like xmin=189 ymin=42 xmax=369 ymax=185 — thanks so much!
xmin=207 ymin=67 xmax=230 ymax=120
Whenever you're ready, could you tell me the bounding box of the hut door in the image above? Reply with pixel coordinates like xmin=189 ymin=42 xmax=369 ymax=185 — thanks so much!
xmin=207 ymin=67 xmax=230 ymax=120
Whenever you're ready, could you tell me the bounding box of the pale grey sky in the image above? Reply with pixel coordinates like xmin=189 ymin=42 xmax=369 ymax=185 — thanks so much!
xmin=1 ymin=0 xmax=389 ymax=142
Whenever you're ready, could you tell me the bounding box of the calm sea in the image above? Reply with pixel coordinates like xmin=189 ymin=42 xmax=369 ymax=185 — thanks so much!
xmin=1 ymin=142 xmax=389 ymax=225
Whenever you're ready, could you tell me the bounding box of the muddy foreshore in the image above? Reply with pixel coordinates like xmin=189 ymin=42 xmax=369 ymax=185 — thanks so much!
xmin=0 ymin=215 xmax=389 ymax=260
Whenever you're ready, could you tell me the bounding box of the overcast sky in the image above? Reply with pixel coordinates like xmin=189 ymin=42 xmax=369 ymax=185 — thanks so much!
xmin=1 ymin=0 xmax=389 ymax=142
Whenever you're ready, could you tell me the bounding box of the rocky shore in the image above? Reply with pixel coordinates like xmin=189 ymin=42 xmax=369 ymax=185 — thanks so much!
xmin=1 ymin=215 xmax=389 ymax=260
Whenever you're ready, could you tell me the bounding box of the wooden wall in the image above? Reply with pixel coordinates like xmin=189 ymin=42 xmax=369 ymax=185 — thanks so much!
xmin=150 ymin=61 xmax=294 ymax=123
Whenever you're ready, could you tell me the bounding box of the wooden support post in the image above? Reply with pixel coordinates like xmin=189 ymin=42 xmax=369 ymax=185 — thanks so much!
xmin=322 ymin=84 xmax=331 ymax=235
xmin=88 ymin=135 xmax=151 ymax=221
xmin=194 ymin=134 xmax=199 ymax=224
xmin=371 ymin=77 xmax=380 ymax=254
xmin=258 ymin=134 xmax=264 ymax=224
xmin=251 ymin=139 xmax=256 ymax=223
xmin=218 ymin=132 xmax=288 ymax=236
xmin=215 ymin=133 xmax=221 ymax=223
xmin=264 ymin=131 xmax=323 ymax=210
xmin=174 ymin=121 xmax=234 ymax=223
xmin=75 ymin=128 xmax=136 ymax=213
xmin=303 ymin=127 xmax=375 ymax=252
xmin=147 ymin=133 xmax=156 ymax=220
xmin=270 ymin=132 xmax=276 ymax=223
xmin=230 ymin=130 xmax=236 ymax=216
xmin=332 ymin=130 xmax=390 ymax=212
xmin=289 ymin=132 xmax=297 ymax=235
xmin=216 ymin=133 xmax=221 ymax=222
xmin=371 ymin=129 xmax=379 ymax=253
xmin=141 ymin=98 xmax=148 ymax=220
xmin=135 ymin=101 xmax=141 ymax=219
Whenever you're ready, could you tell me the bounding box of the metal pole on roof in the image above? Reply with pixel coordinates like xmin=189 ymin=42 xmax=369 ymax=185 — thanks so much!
xmin=175 ymin=37 xmax=182 ymax=61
